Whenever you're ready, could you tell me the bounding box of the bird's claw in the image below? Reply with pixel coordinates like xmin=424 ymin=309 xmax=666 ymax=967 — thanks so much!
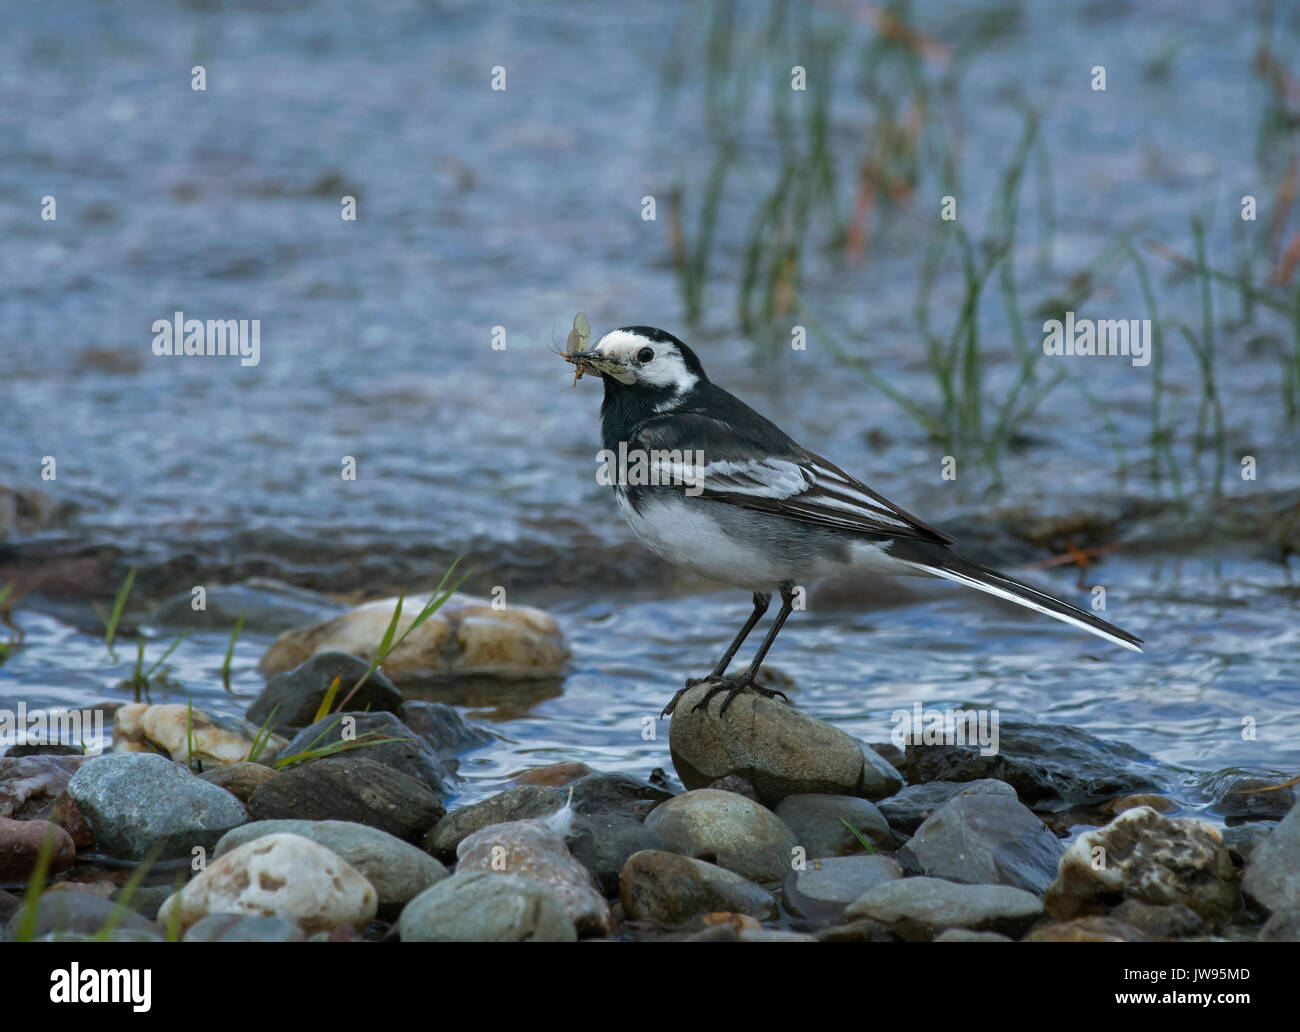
xmin=661 ymin=674 xmax=789 ymax=718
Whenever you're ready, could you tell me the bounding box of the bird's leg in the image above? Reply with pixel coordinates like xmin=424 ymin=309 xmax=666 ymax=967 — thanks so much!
xmin=688 ymin=592 xmax=770 ymax=687
xmin=661 ymin=592 xmax=770 ymax=718
xmin=693 ymin=583 xmax=797 ymax=716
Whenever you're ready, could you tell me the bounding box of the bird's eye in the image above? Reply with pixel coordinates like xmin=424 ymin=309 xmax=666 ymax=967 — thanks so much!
xmin=637 ymin=346 xmax=655 ymax=364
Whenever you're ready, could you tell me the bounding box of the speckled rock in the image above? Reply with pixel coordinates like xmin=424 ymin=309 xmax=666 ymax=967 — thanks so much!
xmin=877 ymin=779 xmax=1017 ymax=834
xmin=398 ymin=871 xmax=576 ymax=942
xmin=668 ymin=685 xmax=896 ymax=805
xmin=1023 ymin=917 xmax=1147 ymax=942
xmin=276 ymin=711 xmax=453 ymax=795
xmin=246 ymin=754 xmax=444 ymax=843
xmin=247 ymin=651 xmax=402 ymax=733
xmin=1110 ymin=899 xmax=1204 ymax=939
xmin=783 ymin=854 xmax=902 ymax=923
xmin=845 ymin=877 xmax=1043 ymax=940
xmin=67 ymin=752 xmax=247 ymax=860
xmin=215 ymin=819 xmax=447 ymax=907
xmin=897 ymin=790 xmax=1064 ymax=894
xmin=159 ymin=833 xmax=377 ymax=935
xmin=645 ymin=789 xmax=797 ymax=882
xmin=1044 ymin=806 xmax=1238 ymax=926
xmin=1241 ymin=801 xmax=1300 ymax=916
xmin=111 ymin=703 xmax=287 ymax=765
xmin=774 ymin=794 xmax=892 ymax=858
xmin=258 ymin=592 xmax=570 ymax=685
xmin=619 ymin=849 xmax=776 ymax=925
xmin=456 ymin=818 xmax=614 ymax=936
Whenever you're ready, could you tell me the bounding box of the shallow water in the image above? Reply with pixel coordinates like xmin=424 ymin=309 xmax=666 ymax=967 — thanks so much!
xmin=2 ymin=1 xmax=1299 ymax=812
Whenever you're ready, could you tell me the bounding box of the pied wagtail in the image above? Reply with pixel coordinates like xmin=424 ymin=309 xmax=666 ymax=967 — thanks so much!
xmin=565 ymin=325 xmax=1142 ymax=718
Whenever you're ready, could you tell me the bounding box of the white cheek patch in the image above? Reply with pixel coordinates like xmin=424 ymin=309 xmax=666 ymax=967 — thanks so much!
xmin=594 ymin=330 xmax=699 ymax=395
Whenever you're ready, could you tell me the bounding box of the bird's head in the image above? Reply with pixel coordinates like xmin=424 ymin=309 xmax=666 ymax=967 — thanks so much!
xmin=568 ymin=326 xmax=708 ymax=397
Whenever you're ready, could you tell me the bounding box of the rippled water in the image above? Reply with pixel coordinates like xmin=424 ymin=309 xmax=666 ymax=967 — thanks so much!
xmin=3 ymin=0 xmax=1299 ymax=810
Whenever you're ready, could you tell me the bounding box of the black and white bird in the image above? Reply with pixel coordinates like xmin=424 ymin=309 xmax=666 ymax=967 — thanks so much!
xmin=566 ymin=326 xmax=1142 ymax=718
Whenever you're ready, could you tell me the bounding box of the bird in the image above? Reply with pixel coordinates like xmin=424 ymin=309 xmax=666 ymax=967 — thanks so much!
xmin=564 ymin=325 xmax=1143 ymax=718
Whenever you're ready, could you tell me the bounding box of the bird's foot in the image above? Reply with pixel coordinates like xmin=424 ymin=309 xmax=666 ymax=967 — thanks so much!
xmin=661 ymin=674 xmax=789 ymax=718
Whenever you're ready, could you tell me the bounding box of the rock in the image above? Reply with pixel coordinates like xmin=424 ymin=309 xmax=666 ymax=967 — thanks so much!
xmin=569 ymin=772 xmax=673 ymax=820
xmin=933 ymin=928 xmax=1013 ymax=942
xmin=158 ymin=833 xmax=377 ymax=936
xmin=399 ymin=701 xmax=492 ymax=758
xmin=1241 ymin=801 xmax=1300 ymax=917
xmin=111 ymin=885 xmax=173 ymax=922
xmin=1024 ymin=917 xmax=1148 ymax=942
xmin=0 ymin=754 xmax=92 ymax=819
xmin=1098 ymin=793 xmax=1178 ymax=817
xmin=35 ymin=793 xmax=93 ymax=849
xmin=7 ymin=890 xmax=162 ymax=941
xmin=815 ymin=918 xmax=894 ymax=942
xmin=1259 ymin=907 xmax=1300 ymax=942
xmin=197 ymin=761 xmax=279 ymax=803
xmin=704 ymin=774 xmax=760 ymax=801
xmin=0 ymin=818 xmax=76 ymax=881
xmin=247 ymin=652 xmax=403 ymax=733
xmin=845 ymin=877 xmax=1043 ymax=941
xmin=774 ymin=794 xmax=892 ymax=858
xmin=67 ymin=753 xmax=247 ymax=860
xmin=1207 ymin=773 xmax=1296 ymax=822
xmin=568 ymin=813 xmax=665 ymax=897
xmin=877 ymin=779 xmax=1018 ymax=834
xmin=1110 ymin=899 xmax=1204 ymax=939
xmin=258 ymin=592 xmax=570 ymax=686
xmin=111 ymin=703 xmax=287 ymax=765
xmin=148 ymin=579 xmax=346 ymax=632
xmin=1044 ymin=807 xmax=1238 ymax=926
xmin=1221 ymin=822 xmax=1273 ymax=865
xmin=247 ymin=754 xmax=444 ymax=843
xmin=645 ymin=789 xmax=797 ymax=883
xmin=215 ymin=819 xmax=447 ymax=908
xmin=456 ymin=819 xmax=614 ymax=936
xmin=899 ymin=720 xmax=1169 ymax=807
xmin=183 ymin=913 xmax=305 ymax=942
xmin=424 ymin=786 xmax=566 ymax=859
xmin=619 ymin=850 xmax=776 ymax=925
xmin=398 ymin=871 xmax=576 ymax=942
xmin=783 ymin=855 xmax=902 ymax=923
xmin=897 ymin=791 xmax=1065 ymax=895
xmin=512 ymin=762 xmax=593 ymax=787
xmin=3 ymin=743 xmax=85 ymax=758
xmin=276 ymin=711 xmax=452 ymax=795
xmin=668 ymin=685 xmax=877 ymax=805
xmin=859 ymin=745 xmax=905 ymax=802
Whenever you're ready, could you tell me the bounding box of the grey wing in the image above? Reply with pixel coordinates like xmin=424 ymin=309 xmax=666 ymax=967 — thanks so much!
xmin=636 ymin=416 xmax=954 ymax=545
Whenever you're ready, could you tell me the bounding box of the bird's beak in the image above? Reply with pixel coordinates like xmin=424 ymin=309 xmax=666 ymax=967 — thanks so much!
xmin=566 ymin=349 xmax=635 ymax=384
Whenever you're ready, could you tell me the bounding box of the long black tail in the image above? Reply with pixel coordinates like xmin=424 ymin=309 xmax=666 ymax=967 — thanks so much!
xmin=890 ymin=544 xmax=1143 ymax=652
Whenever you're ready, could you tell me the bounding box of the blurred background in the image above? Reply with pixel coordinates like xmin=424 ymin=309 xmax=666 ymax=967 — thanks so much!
xmin=2 ymin=0 xmax=1298 ymax=809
